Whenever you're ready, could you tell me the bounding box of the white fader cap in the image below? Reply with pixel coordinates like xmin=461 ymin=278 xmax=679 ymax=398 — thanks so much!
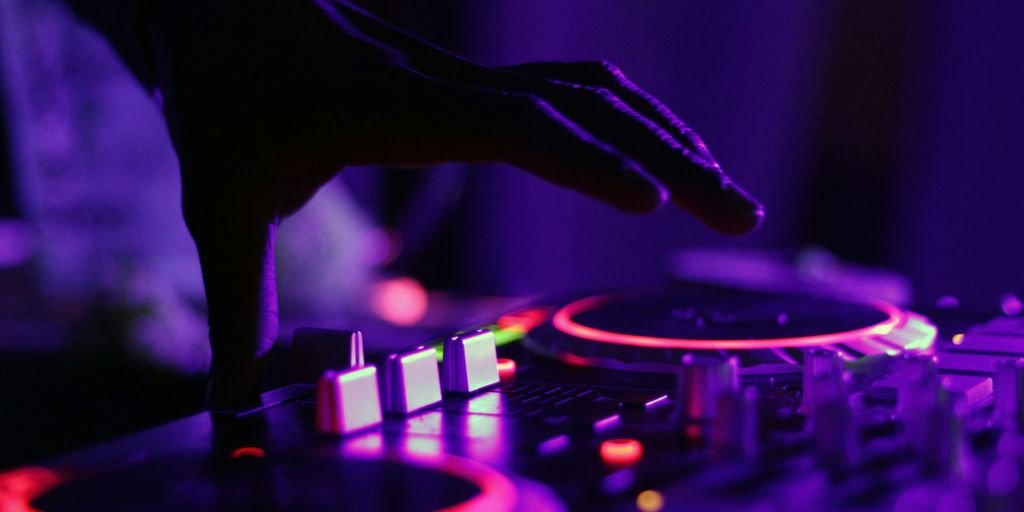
xmin=441 ymin=329 xmax=499 ymax=393
xmin=382 ymin=346 xmax=443 ymax=415
xmin=316 ymin=366 xmax=383 ymax=436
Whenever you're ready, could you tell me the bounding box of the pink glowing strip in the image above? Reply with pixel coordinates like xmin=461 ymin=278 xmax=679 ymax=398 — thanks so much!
xmin=552 ymin=293 xmax=905 ymax=350
xmin=399 ymin=453 xmax=516 ymax=512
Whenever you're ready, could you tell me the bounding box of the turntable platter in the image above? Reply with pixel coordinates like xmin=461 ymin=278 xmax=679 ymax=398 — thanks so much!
xmin=33 ymin=452 xmax=514 ymax=512
xmin=526 ymin=284 xmax=935 ymax=373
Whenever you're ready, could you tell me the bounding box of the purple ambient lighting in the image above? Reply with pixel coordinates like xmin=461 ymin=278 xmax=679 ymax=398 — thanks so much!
xmin=0 ymin=221 xmax=35 ymax=268
xmin=1001 ymin=294 xmax=1023 ymax=316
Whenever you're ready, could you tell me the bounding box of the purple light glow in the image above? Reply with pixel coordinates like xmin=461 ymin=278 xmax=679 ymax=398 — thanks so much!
xmin=1001 ymin=294 xmax=1023 ymax=316
xmin=0 ymin=221 xmax=35 ymax=268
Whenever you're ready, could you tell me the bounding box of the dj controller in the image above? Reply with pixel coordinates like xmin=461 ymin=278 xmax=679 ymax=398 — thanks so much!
xmin=7 ymin=281 xmax=1024 ymax=511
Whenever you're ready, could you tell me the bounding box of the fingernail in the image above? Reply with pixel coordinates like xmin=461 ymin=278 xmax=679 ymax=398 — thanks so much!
xmin=721 ymin=181 xmax=765 ymax=233
xmin=622 ymin=161 xmax=668 ymax=212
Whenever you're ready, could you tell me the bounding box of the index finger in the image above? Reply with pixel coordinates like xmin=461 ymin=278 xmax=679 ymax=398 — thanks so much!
xmin=502 ymin=61 xmax=765 ymax=234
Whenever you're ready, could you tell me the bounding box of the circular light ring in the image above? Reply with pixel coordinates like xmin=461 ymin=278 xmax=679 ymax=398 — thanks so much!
xmin=552 ymin=292 xmax=906 ymax=351
xmin=382 ymin=452 xmax=518 ymax=512
xmin=39 ymin=452 xmax=519 ymax=512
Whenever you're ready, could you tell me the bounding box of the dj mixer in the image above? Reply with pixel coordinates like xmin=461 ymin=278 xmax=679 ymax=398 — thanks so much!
xmin=7 ymin=282 xmax=1024 ymax=511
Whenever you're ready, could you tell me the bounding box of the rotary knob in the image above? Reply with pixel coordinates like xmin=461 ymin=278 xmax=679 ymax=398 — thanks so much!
xmin=710 ymin=386 xmax=759 ymax=460
xmin=895 ymin=354 xmax=939 ymax=420
xmin=801 ymin=348 xmax=843 ymax=418
xmin=993 ymin=358 xmax=1024 ymax=431
xmin=674 ymin=354 xmax=739 ymax=421
xmin=809 ymin=371 xmax=858 ymax=473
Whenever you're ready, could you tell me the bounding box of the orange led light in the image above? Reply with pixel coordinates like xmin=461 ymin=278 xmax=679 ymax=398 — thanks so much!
xmin=952 ymin=333 xmax=965 ymax=345
xmin=600 ymin=438 xmax=644 ymax=467
xmin=496 ymin=358 xmax=517 ymax=381
xmin=636 ymin=490 xmax=665 ymax=512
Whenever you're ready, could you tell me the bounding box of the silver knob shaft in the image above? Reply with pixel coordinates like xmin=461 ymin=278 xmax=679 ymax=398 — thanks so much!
xmin=711 ymin=386 xmax=759 ymax=460
xmin=993 ymin=358 xmax=1024 ymax=431
xmin=675 ymin=354 xmax=739 ymax=421
xmin=810 ymin=372 xmax=858 ymax=473
xmin=801 ymin=349 xmax=843 ymax=417
xmin=292 ymin=329 xmax=365 ymax=382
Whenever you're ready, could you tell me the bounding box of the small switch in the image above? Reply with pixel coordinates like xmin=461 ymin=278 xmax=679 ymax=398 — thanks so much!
xmin=711 ymin=386 xmax=759 ymax=461
xmin=993 ymin=358 xmax=1024 ymax=430
xmin=442 ymin=330 xmax=499 ymax=393
xmin=801 ymin=349 xmax=843 ymax=416
xmin=381 ymin=346 xmax=443 ymax=415
xmin=812 ymin=374 xmax=858 ymax=474
xmin=316 ymin=366 xmax=382 ymax=436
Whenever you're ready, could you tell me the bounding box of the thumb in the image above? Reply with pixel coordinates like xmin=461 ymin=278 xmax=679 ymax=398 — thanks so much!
xmin=183 ymin=175 xmax=280 ymax=410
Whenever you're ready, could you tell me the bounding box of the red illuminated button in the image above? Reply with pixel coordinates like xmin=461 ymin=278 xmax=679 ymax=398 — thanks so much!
xmin=497 ymin=358 xmax=517 ymax=381
xmin=230 ymin=447 xmax=266 ymax=459
xmin=600 ymin=438 xmax=644 ymax=467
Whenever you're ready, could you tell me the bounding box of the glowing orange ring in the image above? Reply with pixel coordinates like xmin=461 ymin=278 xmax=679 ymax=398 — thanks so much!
xmin=552 ymin=292 xmax=904 ymax=350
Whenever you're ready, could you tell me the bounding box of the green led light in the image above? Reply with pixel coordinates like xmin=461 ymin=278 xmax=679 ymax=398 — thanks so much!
xmin=493 ymin=326 xmax=527 ymax=346
xmin=434 ymin=325 xmax=524 ymax=362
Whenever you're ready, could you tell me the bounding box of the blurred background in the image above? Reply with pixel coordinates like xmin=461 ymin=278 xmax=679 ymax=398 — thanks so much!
xmin=0 ymin=0 xmax=1021 ymax=468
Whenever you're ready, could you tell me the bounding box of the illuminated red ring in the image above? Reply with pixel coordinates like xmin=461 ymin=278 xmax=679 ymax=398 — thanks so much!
xmin=363 ymin=451 xmax=517 ymax=512
xmin=552 ymin=292 xmax=905 ymax=350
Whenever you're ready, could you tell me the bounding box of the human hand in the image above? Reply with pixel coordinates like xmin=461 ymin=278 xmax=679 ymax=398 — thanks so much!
xmin=136 ymin=0 xmax=763 ymax=407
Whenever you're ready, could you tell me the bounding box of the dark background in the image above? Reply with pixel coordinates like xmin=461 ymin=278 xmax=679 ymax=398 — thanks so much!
xmin=1 ymin=1 xmax=1022 ymax=469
